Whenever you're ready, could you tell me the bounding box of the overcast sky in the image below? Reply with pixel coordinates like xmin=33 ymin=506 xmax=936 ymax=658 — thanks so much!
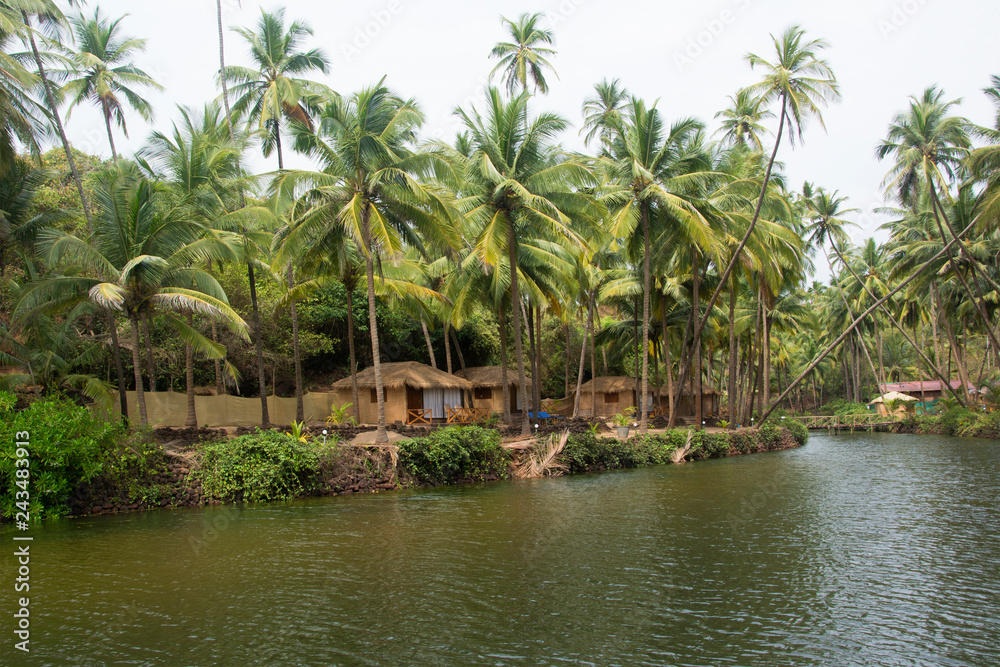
xmin=54 ymin=0 xmax=999 ymax=280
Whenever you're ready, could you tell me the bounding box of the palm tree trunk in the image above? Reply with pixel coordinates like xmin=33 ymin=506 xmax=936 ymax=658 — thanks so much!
xmin=420 ymin=319 xmax=437 ymax=368
xmin=217 ymin=0 xmax=234 ymax=127
xmin=728 ymin=281 xmax=738 ymax=424
xmin=693 ymin=251 xmax=703 ymax=429
xmin=667 ymin=303 xmax=695 ymax=427
xmin=212 ymin=321 xmax=224 ymax=395
xmin=142 ymin=312 xmax=156 ymax=392
xmin=762 ymin=218 xmax=975 ymax=421
xmin=499 ymin=306 xmax=511 ymax=424
xmin=23 ymin=11 xmax=93 ymax=234
xmin=128 ymin=313 xmax=147 ymax=424
xmin=762 ymin=286 xmax=770 ymax=410
xmin=640 ymin=202 xmax=652 ymax=433
xmin=572 ymin=294 xmax=592 ymax=418
xmin=590 ymin=294 xmax=597 ymax=421
xmin=274 ymin=121 xmax=284 ymax=170
xmin=938 ymin=297 xmax=973 ymax=404
xmin=662 ymin=306 xmax=675 ymax=419
xmin=345 ymin=285 xmax=360 ymax=423
xmin=286 ymin=262 xmax=304 ymax=422
xmin=184 ymin=313 xmax=197 ymax=427
xmin=451 ymin=328 xmax=466 ymax=370
xmin=534 ymin=305 xmax=543 ymax=413
xmin=101 ymin=98 xmax=118 ymax=161
xmin=507 ymin=225 xmax=531 ymax=436
xmin=107 ymin=312 xmax=128 ymax=423
xmin=564 ymin=322 xmax=571 ymax=398
xmin=362 ymin=214 xmax=388 ymax=443
xmin=247 ymin=261 xmax=269 ymax=426
xmin=444 ymin=322 xmax=453 ymax=374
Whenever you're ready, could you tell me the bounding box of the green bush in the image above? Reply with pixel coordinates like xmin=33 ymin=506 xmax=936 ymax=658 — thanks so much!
xmin=195 ymin=429 xmax=321 ymax=502
xmin=398 ymin=426 xmax=510 ymax=485
xmin=0 ymin=393 xmax=125 ymax=521
xmin=819 ymin=399 xmax=871 ymax=415
xmin=782 ymin=419 xmax=809 ymax=445
xmin=938 ymin=406 xmax=975 ymax=436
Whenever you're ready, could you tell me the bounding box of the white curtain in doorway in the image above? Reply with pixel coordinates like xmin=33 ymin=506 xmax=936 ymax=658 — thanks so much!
xmin=423 ymin=388 xmax=464 ymax=419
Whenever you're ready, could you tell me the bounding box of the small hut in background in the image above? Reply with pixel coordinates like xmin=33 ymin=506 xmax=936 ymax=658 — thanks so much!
xmin=573 ymin=376 xmax=655 ymax=417
xmin=453 ymin=366 xmax=531 ymax=414
xmin=868 ymin=391 xmax=917 ymax=417
xmin=331 ymin=361 xmax=472 ymax=425
xmin=661 ymin=386 xmax=722 ymax=418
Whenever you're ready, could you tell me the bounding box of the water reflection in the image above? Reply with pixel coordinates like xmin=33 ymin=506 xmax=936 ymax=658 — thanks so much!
xmin=2 ymin=433 xmax=998 ymax=666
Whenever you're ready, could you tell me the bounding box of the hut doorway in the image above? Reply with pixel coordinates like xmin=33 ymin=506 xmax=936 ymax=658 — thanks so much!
xmin=406 ymin=386 xmax=423 ymax=413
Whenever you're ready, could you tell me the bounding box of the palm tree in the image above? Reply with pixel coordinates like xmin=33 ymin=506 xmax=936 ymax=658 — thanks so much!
xmin=581 ymin=78 xmax=628 ymax=146
xmin=18 ymin=164 xmax=248 ymax=425
xmin=598 ymin=97 xmax=715 ymax=432
xmin=60 ymin=9 xmax=162 ymax=160
xmin=17 ymin=0 xmax=95 ymax=231
xmin=702 ymin=26 xmax=839 ymax=367
xmin=0 ymin=157 xmax=69 ymax=276
xmin=225 ymin=7 xmax=330 ymax=169
xmin=274 ymin=82 xmax=457 ymax=443
xmin=488 ymin=12 xmax=557 ymax=95
xmin=875 ymin=87 xmax=1000 ymax=362
xmin=455 ymin=88 xmax=597 ymax=434
xmin=0 ymin=12 xmax=44 ymax=175
xmin=139 ymin=104 xmax=247 ymax=425
xmin=714 ymin=88 xmax=773 ymax=150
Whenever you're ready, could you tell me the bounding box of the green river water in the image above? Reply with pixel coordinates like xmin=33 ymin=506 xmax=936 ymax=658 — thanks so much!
xmin=2 ymin=432 xmax=999 ymax=666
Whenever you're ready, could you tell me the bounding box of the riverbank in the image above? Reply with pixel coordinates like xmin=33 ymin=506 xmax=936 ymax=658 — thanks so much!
xmin=0 ymin=394 xmax=808 ymax=521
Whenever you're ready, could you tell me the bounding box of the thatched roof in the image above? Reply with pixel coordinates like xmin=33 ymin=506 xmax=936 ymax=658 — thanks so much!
xmin=579 ymin=376 xmax=637 ymax=393
xmin=656 ymin=385 xmax=721 ymax=397
xmin=331 ymin=361 xmax=472 ymax=391
xmin=454 ymin=366 xmax=533 ymax=389
xmin=869 ymin=391 xmax=917 ymax=404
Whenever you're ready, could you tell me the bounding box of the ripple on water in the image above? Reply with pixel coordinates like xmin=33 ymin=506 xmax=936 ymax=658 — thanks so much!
xmin=6 ymin=433 xmax=1000 ymax=666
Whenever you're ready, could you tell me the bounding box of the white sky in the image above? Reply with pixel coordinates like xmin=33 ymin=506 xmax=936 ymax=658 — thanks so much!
xmin=53 ymin=0 xmax=1000 ymax=281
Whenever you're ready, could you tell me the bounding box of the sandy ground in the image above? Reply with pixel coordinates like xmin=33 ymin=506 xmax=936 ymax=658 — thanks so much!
xmin=348 ymin=430 xmax=411 ymax=445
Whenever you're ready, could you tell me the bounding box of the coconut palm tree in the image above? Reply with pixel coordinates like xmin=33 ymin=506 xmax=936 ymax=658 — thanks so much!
xmin=273 ymin=82 xmax=457 ymax=443
xmin=581 ymin=78 xmax=629 ymax=146
xmin=16 ymin=0 xmax=95 ymax=231
xmin=597 ymin=96 xmax=715 ymax=432
xmin=139 ymin=103 xmax=248 ymax=425
xmin=225 ymin=7 xmax=330 ymax=169
xmin=714 ymin=88 xmax=773 ymax=150
xmin=876 ymin=87 xmax=1000 ymax=360
xmin=703 ymin=26 xmax=839 ymax=359
xmin=60 ymin=9 xmax=162 ymax=160
xmin=488 ymin=12 xmax=557 ymax=95
xmin=17 ymin=163 xmax=248 ymax=425
xmin=455 ymin=88 xmax=597 ymax=435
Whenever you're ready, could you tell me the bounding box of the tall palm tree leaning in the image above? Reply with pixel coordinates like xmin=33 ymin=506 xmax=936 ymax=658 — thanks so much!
xmin=690 ymin=25 xmax=839 ymax=408
xmin=274 ymin=82 xmax=458 ymax=444
xmin=488 ymin=12 xmax=557 ymax=95
xmin=455 ymin=88 xmax=596 ymax=435
xmin=60 ymin=9 xmax=162 ymax=160
xmin=597 ymin=96 xmax=714 ymax=433
xmin=225 ymin=7 xmax=330 ymax=169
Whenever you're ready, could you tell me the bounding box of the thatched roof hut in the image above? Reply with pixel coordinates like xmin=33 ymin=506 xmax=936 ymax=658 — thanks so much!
xmin=331 ymin=361 xmax=471 ymax=391
xmin=453 ymin=366 xmax=531 ymax=412
xmin=571 ymin=376 xmax=652 ymax=417
xmin=331 ymin=362 xmax=472 ymax=424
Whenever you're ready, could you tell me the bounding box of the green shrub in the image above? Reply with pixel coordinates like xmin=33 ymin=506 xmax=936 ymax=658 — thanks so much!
xmin=398 ymin=426 xmax=510 ymax=485
xmin=819 ymin=399 xmax=871 ymax=416
xmin=781 ymin=419 xmax=809 ymax=445
xmin=0 ymin=393 xmax=126 ymax=521
xmin=195 ymin=429 xmax=321 ymax=502
xmin=938 ymin=406 xmax=974 ymax=436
